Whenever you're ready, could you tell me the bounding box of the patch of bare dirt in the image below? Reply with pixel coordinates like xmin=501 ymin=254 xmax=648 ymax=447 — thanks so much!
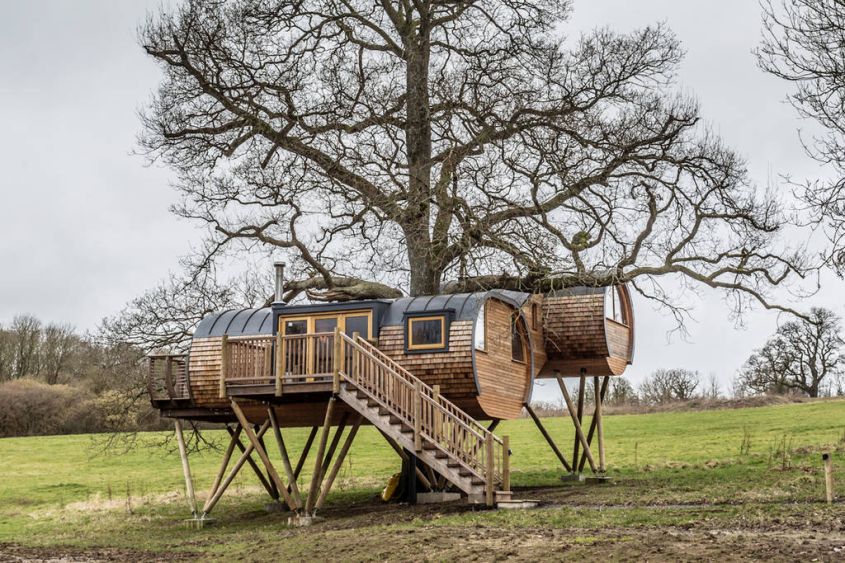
xmin=0 ymin=544 xmax=197 ymax=563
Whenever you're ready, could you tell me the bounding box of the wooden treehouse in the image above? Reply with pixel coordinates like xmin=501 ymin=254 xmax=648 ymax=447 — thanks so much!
xmin=148 ymin=264 xmax=634 ymax=523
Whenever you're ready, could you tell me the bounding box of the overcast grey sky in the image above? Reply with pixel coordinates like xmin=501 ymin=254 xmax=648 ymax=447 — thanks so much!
xmin=0 ymin=1 xmax=841 ymax=395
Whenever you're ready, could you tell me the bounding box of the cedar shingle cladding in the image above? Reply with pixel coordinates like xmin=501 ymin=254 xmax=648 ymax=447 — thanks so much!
xmin=189 ymin=336 xmax=228 ymax=409
xmin=378 ymin=320 xmax=477 ymax=398
xmin=538 ymin=287 xmax=634 ymax=377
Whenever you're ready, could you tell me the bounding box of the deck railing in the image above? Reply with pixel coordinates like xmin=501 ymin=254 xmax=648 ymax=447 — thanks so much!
xmin=147 ymin=354 xmax=190 ymax=401
xmin=220 ymin=333 xmax=337 ymax=395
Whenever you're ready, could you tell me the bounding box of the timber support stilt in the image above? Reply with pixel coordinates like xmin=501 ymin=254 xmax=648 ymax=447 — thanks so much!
xmin=174 ymin=419 xmax=198 ymax=518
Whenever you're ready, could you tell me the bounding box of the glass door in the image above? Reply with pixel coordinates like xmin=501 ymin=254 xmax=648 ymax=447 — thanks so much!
xmin=313 ymin=317 xmax=338 ymax=376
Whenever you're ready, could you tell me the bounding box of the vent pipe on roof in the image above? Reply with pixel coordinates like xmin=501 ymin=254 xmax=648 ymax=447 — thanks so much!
xmin=274 ymin=261 xmax=286 ymax=303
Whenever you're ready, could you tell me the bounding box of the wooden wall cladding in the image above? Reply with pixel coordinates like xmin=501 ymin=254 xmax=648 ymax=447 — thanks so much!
xmin=522 ymin=294 xmax=548 ymax=379
xmin=189 ymin=336 xmax=229 ymax=409
xmin=539 ymin=289 xmax=633 ymax=378
xmin=542 ymin=293 xmax=609 ymax=359
xmin=378 ymin=320 xmax=477 ymax=399
xmin=475 ymin=299 xmax=532 ymax=420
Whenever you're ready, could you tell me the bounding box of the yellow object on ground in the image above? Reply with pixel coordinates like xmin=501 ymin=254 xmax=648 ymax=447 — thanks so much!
xmin=381 ymin=472 xmax=402 ymax=501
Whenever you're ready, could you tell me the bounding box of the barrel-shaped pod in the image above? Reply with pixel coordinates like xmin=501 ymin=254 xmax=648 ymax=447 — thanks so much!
xmin=539 ymin=285 xmax=634 ymax=377
xmin=378 ymin=291 xmax=534 ymax=420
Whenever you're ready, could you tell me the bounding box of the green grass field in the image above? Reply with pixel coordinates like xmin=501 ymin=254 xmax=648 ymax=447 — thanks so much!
xmin=1 ymin=399 xmax=844 ymax=561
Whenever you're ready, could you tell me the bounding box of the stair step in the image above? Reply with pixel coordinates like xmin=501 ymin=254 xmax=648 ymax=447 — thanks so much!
xmin=366 ymin=399 xmax=379 ymax=408
xmin=434 ymin=451 xmax=448 ymax=459
xmin=422 ymin=443 xmax=437 ymax=451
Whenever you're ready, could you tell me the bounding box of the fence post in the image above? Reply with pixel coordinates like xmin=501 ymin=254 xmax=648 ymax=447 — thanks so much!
xmin=502 ymin=435 xmax=510 ymax=492
xmin=485 ymin=433 xmax=494 ymax=506
xmin=219 ymin=334 xmax=229 ymax=399
xmin=332 ymin=327 xmax=342 ymax=394
xmin=414 ymin=380 xmax=422 ymax=452
xmin=275 ymin=332 xmax=284 ymax=397
xmin=823 ymin=453 xmax=834 ymax=504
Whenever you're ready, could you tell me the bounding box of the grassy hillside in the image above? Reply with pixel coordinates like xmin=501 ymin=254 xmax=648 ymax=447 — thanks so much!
xmin=1 ymin=399 xmax=843 ymax=560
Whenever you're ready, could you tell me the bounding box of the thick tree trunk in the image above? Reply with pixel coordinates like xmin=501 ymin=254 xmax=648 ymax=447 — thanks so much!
xmin=404 ymin=10 xmax=438 ymax=297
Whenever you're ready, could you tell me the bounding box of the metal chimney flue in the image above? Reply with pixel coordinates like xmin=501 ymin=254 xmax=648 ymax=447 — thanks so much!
xmin=274 ymin=261 xmax=286 ymax=303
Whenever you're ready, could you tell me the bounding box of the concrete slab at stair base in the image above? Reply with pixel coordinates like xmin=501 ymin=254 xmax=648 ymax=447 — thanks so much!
xmin=466 ymin=490 xmax=513 ymax=505
xmin=585 ymin=475 xmax=611 ymax=485
xmin=560 ymin=472 xmax=585 ymax=483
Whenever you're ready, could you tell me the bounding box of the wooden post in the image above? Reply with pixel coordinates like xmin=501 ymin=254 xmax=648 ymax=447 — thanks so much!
xmin=524 ymin=403 xmax=572 ymax=472
xmin=485 ymin=433 xmax=494 ymax=506
xmin=319 ymin=414 xmax=350 ymax=478
xmin=595 ymin=376 xmax=606 ymax=473
xmin=502 ymin=435 xmax=511 ymax=492
xmin=230 ymin=400 xmax=296 ymax=511
xmin=352 ymin=331 xmax=360 ymax=382
xmin=556 ymin=374 xmax=597 ymax=473
xmin=316 ymin=417 xmax=362 ymax=510
xmin=231 ymin=426 xmax=277 ymax=500
xmin=573 ymin=372 xmax=585 ymax=467
xmin=306 ymin=397 xmax=336 ymax=514
xmin=823 ymin=453 xmax=834 ymax=504
xmin=579 ymin=376 xmax=610 ymax=472
xmin=268 ymin=408 xmax=302 ymax=509
xmin=414 ymin=380 xmax=422 ymax=452
xmin=205 ymin=425 xmax=240 ymax=507
xmin=275 ymin=332 xmax=284 ymax=396
xmin=333 ymin=327 xmax=342 ymax=393
xmin=219 ymin=334 xmax=229 ymax=398
xmin=293 ymin=427 xmax=319 ymax=481
xmin=174 ymin=419 xmax=198 ymax=517
xmin=203 ymin=421 xmax=271 ymax=515
xmin=432 ymin=384 xmax=441 ymax=437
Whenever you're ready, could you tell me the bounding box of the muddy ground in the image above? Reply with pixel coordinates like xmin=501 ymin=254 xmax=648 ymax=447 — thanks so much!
xmin=2 ymin=486 xmax=844 ymax=562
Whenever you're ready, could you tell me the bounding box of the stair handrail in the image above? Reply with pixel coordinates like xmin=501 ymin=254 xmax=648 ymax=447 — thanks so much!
xmin=338 ymin=332 xmax=505 ymax=484
xmin=353 ymin=336 xmax=501 ymax=445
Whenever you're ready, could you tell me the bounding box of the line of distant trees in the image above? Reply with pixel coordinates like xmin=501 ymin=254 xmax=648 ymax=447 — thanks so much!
xmin=540 ymin=307 xmax=845 ymax=411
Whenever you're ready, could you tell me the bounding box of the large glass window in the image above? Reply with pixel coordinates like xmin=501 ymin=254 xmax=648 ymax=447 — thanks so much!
xmin=474 ymin=303 xmax=486 ymax=351
xmin=408 ymin=316 xmax=446 ymax=350
xmin=344 ymin=315 xmax=369 ymax=339
xmin=605 ymin=287 xmax=628 ymax=325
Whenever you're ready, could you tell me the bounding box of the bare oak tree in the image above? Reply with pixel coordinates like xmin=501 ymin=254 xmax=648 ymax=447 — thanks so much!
xmin=736 ymin=307 xmax=843 ymax=397
xmin=138 ymin=0 xmax=806 ymax=311
xmin=639 ymin=368 xmax=700 ymax=404
xmin=759 ymin=0 xmax=845 ymax=268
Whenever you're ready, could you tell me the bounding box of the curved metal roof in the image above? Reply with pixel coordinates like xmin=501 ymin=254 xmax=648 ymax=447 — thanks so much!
xmin=193 ymin=308 xmax=273 ymax=338
xmin=381 ymin=290 xmax=530 ymax=326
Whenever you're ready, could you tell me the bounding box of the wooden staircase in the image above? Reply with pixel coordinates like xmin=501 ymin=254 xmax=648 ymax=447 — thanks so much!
xmin=335 ymin=334 xmax=511 ymax=504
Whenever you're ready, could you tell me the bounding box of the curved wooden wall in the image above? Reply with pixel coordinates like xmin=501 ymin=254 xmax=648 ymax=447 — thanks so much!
xmin=538 ymin=285 xmax=634 ymax=377
xmin=474 ymin=299 xmax=532 ymax=420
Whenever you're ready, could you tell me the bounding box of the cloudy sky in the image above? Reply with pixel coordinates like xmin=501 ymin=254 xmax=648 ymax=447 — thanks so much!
xmin=0 ymin=1 xmax=840 ymax=397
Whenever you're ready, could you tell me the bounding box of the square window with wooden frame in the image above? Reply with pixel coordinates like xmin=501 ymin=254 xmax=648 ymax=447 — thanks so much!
xmin=407 ymin=315 xmax=447 ymax=351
